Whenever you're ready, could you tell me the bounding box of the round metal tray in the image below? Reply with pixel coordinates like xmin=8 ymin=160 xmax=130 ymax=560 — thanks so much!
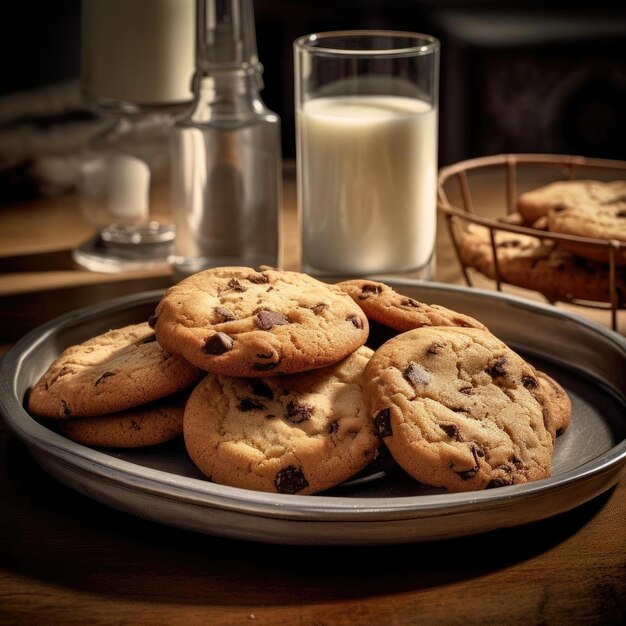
xmin=1 ymin=281 xmax=625 ymax=545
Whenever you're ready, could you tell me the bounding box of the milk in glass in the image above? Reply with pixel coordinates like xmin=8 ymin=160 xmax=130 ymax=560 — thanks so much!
xmin=298 ymin=95 xmax=437 ymax=276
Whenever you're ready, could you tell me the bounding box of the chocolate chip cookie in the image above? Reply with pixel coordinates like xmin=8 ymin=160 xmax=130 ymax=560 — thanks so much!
xmin=517 ymin=179 xmax=626 ymax=264
xmin=183 ymin=346 xmax=379 ymax=495
xmin=152 ymin=267 xmax=369 ymax=377
xmin=337 ymin=279 xmax=487 ymax=332
xmin=363 ymin=326 xmax=554 ymax=492
xmin=57 ymin=392 xmax=187 ymax=448
xmin=27 ymin=322 xmax=204 ymax=418
xmin=457 ymin=224 xmax=626 ymax=305
xmin=518 ymin=179 xmax=626 ymax=226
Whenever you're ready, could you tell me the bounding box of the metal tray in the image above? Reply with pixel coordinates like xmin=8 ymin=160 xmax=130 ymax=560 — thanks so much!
xmin=1 ymin=281 xmax=625 ymax=545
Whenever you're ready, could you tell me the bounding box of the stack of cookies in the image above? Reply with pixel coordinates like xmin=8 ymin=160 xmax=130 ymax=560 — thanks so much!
xmin=27 ymin=267 xmax=572 ymax=496
xmin=456 ymin=179 xmax=626 ymax=305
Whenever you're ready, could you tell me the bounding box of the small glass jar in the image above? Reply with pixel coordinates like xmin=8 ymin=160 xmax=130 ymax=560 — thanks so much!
xmin=73 ymin=110 xmax=177 ymax=272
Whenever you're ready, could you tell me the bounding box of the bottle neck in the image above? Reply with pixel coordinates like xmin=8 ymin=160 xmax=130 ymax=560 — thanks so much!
xmin=189 ymin=0 xmax=269 ymax=122
xmin=190 ymin=67 xmax=267 ymax=121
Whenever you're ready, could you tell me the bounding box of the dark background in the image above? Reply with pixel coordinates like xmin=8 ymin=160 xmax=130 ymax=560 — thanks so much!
xmin=1 ymin=0 xmax=625 ymax=198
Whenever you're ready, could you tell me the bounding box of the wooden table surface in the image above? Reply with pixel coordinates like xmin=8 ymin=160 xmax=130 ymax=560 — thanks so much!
xmin=0 ymin=166 xmax=624 ymax=625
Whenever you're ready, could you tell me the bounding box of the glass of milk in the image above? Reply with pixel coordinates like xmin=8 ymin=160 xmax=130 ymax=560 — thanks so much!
xmin=294 ymin=31 xmax=440 ymax=279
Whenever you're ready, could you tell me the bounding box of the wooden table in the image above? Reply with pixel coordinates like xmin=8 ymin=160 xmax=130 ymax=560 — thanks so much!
xmin=1 ymin=166 xmax=625 ymax=625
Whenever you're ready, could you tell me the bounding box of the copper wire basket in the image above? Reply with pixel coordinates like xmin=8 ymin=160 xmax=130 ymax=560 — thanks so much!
xmin=437 ymin=153 xmax=626 ymax=331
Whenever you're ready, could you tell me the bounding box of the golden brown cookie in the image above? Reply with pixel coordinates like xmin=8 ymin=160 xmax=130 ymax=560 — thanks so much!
xmin=337 ymin=278 xmax=487 ymax=332
xmin=151 ymin=267 xmax=369 ymax=377
xmin=183 ymin=346 xmax=380 ymax=494
xmin=27 ymin=322 xmax=204 ymax=418
xmin=57 ymin=393 xmax=187 ymax=448
xmin=363 ymin=327 xmax=554 ymax=492
xmin=518 ymin=179 xmax=626 ymax=264
xmin=457 ymin=224 xmax=626 ymax=305
xmin=518 ymin=179 xmax=625 ymax=225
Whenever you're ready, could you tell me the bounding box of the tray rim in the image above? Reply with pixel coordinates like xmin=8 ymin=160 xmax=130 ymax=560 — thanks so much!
xmin=1 ymin=281 xmax=626 ymax=527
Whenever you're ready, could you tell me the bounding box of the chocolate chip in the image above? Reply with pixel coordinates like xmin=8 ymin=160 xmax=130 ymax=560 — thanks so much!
xmin=249 ymin=379 xmax=274 ymax=400
xmin=456 ymin=467 xmax=478 ymax=480
xmin=252 ymin=360 xmax=281 ymax=371
xmin=148 ymin=314 xmax=158 ymax=328
xmin=247 ymin=273 xmax=269 ymax=284
xmin=374 ymin=408 xmax=393 ymax=437
xmin=265 ymin=414 xmax=276 ymax=419
xmin=455 ymin=465 xmax=478 ymax=480
xmin=359 ymin=283 xmax=382 ymax=299
xmin=328 ymin=421 xmax=339 ymax=434
xmin=310 ymin=303 xmax=327 ymax=315
xmin=426 ymin=342 xmax=444 ymax=356
xmin=130 ymin=420 xmax=141 ymax=431
xmin=285 ymin=400 xmax=314 ymax=423
xmin=275 ymin=466 xmax=309 ymax=494
xmin=214 ymin=306 xmax=236 ymax=322
xmin=137 ymin=334 xmax=157 ymax=344
xmin=617 ymin=209 xmax=626 ymax=218
xmin=256 ymin=310 xmax=289 ymax=330
xmin=403 ymin=361 xmax=431 ymax=388
xmin=522 ymin=375 xmax=538 ymax=389
xmin=346 ymin=314 xmax=363 ymax=329
xmin=95 ymin=371 xmax=115 ymax=386
xmin=486 ymin=477 xmax=513 ymax=488
xmin=228 ymin=278 xmax=246 ymax=292
xmin=453 ymin=446 xmax=481 ymax=480
xmin=440 ymin=423 xmax=463 ymax=441
xmin=238 ymin=398 xmax=266 ymax=412
xmin=459 ymin=386 xmax=474 ymax=395
xmin=203 ymin=332 xmax=234 ymax=355
xmin=485 ymin=356 xmax=507 ymax=378
xmin=400 ymin=297 xmax=419 ymax=308
xmin=62 ymin=400 xmax=72 ymax=416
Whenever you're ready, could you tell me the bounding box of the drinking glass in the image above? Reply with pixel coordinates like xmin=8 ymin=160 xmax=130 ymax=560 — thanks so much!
xmin=294 ymin=30 xmax=440 ymax=278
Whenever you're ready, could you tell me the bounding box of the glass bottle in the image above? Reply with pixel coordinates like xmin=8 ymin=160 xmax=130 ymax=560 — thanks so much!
xmin=169 ymin=0 xmax=283 ymax=279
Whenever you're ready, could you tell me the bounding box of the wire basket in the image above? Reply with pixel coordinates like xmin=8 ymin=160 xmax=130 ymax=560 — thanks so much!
xmin=437 ymin=153 xmax=626 ymax=331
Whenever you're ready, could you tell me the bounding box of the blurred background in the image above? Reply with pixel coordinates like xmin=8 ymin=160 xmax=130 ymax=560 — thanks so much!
xmin=1 ymin=0 xmax=625 ymax=201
